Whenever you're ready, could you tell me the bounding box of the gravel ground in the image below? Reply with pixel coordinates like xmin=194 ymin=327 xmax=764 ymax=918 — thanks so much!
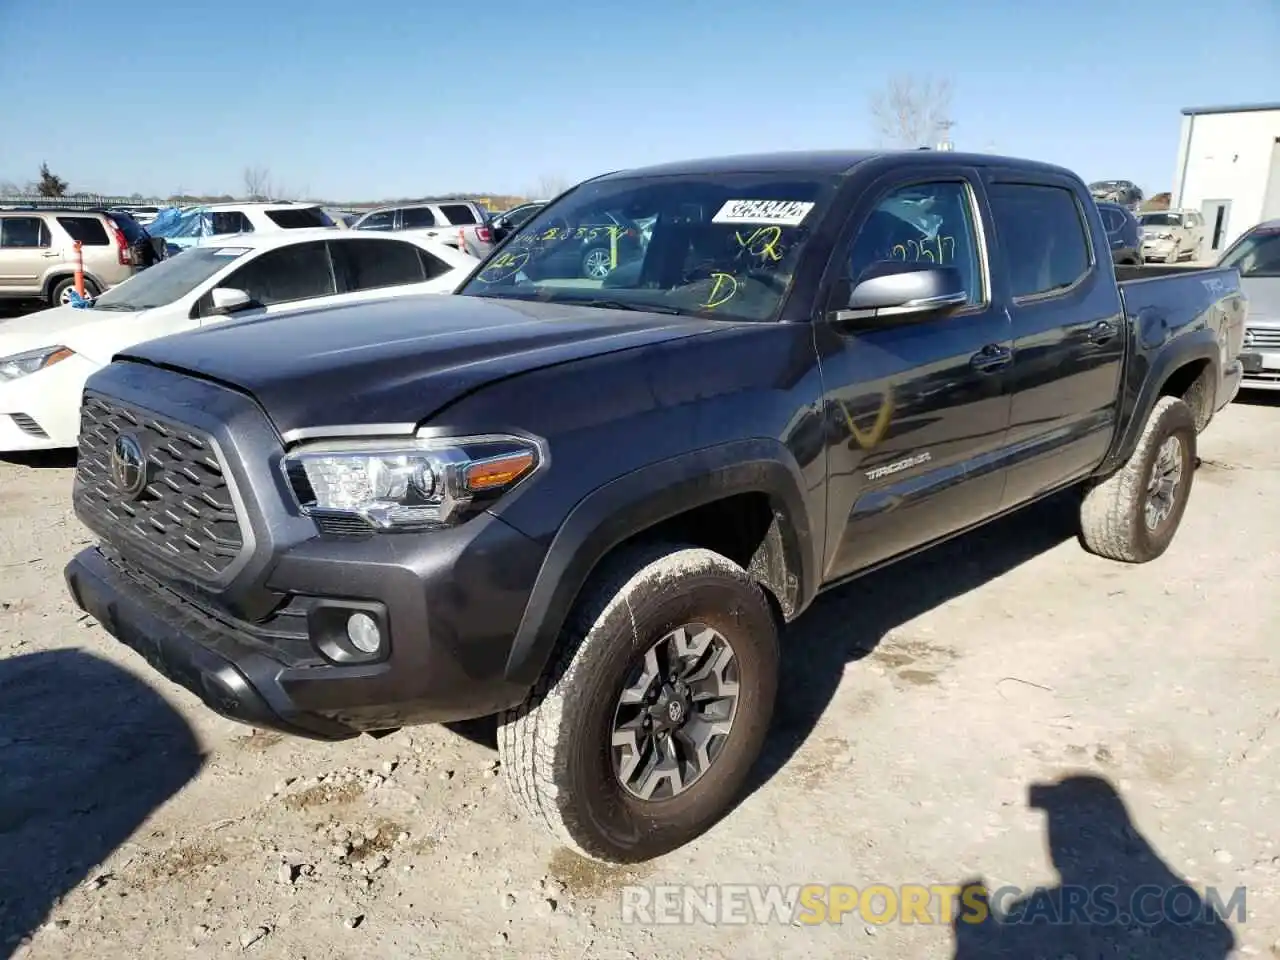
xmin=2 ymin=394 xmax=1278 ymax=960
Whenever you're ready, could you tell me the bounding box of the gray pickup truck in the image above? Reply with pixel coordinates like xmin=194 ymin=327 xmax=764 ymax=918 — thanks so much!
xmin=65 ymin=149 xmax=1246 ymax=863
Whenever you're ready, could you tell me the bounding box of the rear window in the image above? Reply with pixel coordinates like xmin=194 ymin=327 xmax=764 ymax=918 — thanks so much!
xmin=210 ymin=210 xmax=254 ymax=235
xmin=265 ymin=207 xmax=336 ymax=229
xmin=106 ymin=213 xmax=147 ymax=243
xmin=402 ymin=207 xmax=437 ymax=228
xmin=437 ymin=204 xmax=479 ymax=225
xmin=331 ymin=237 xmax=427 ymax=290
xmin=56 ymin=216 xmax=110 ymax=245
xmin=1098 ymin=207 xmax=1126 ymax=235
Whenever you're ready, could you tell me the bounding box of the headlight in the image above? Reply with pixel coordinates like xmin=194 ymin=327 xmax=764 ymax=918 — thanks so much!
xmin=0 ymin=345 xmax=75 ymax=382
xmin=283 ymin=433 xmax=543 ymax=532
xmin=1156 ymin=232 xmax=1174 ymax=241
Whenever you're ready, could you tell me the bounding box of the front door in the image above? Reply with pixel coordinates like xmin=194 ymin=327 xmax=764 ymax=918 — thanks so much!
xmin=817 ymin=173 xmax=1012 ymax=580
xmin=984 ymin=175 xmax=1126 ymax=509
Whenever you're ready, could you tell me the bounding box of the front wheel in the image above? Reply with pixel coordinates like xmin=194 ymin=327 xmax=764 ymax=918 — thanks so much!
xmin=498 ymin=544 xmax=779 ymax=863
xmin=1078 ymin=396 xmax=1196 ymax=563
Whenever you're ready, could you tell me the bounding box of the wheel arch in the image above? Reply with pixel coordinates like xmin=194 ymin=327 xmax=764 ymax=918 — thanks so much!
xmin=502 ymin=439 xmax=818 ymax=687
xmin=1099 ymin=330 xmax=1220 ymax=475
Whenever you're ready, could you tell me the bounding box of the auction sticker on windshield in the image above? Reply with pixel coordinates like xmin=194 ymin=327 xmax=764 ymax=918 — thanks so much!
xmin=712 ymin=200 xmax=815 ymax=227
xmin=213 ymin=247 xmax=252 ymax=257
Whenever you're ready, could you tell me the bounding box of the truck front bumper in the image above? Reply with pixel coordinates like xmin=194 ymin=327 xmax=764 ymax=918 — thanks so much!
xmin=65 ymin=509 xmax=547 ymax=742
xmin=1239 ymin=348 xmax=1280 ymax=391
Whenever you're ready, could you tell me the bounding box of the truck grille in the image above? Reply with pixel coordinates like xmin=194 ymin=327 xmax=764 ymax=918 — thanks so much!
xmin=76 ymin=394 xmax=244 ymax=578
xmin=1245 ymin=327 xmax=1280 ymax=349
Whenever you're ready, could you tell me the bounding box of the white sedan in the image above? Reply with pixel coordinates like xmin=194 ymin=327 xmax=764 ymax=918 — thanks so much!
xmin=0 ymin=229 xmax=478 ymax=451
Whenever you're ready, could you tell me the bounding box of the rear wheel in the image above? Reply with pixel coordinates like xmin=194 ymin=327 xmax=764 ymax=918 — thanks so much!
xmin=498 ymin=544 xmax=779 ymax=863
xmin=1078 ymin=396 xmax=1196 ymax=563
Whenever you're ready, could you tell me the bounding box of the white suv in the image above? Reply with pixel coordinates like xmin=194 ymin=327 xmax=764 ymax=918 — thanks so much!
xmin=150 ymin=201 xmax=338 ymax=253
xmin=0 ymin=229 xmax=477 ymax=451
xmin=351 ymin=199 xmax=494 ymax=257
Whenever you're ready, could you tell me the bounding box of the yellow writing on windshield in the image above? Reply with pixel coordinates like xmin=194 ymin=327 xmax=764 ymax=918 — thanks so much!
xmin=891 ymin=236 xmax=956 ymax=264
xmin=734 ymin=226 xmax=784 ymax=262
xmin=477 ymin=250 xmax=530 ymax=282
xmin=701 ymin=272 xmax=739 ymax=309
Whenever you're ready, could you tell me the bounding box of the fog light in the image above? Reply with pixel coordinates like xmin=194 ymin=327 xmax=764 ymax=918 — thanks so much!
xmin=346 ymin=612 xmax=382 ymax=654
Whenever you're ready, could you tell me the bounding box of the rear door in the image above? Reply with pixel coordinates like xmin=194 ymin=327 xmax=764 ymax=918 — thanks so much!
xmin=984 ymin=173 xmax=1126 ymax=509
xmin=817 ymin=167 xmax=1014 ymax=578
xmin=0 ymin=216 xmax=56 ymax=293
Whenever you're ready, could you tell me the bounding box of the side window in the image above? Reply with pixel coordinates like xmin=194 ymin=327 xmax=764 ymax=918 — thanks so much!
xmin=331 ymin=238 xmax=426 ymax=291
xmin=357 ymin=210 xmax=396 ymax=231
xmin=845 ymin=181 xmax=984 ymax=306
xmin=402 ymin=207 xmax=436 ymax=228
xmin=56 ymin=217 xmax=109 ymax=245
xmin=220 ymin=241 xmax=335 ymax=305
xmin=417 ymin=247 xmax=453 ymax=281
xmin=210 ymin=211 xmax=253 ymax=235
xmin=438 ymin=204 xmax=478 ymax=225
xmin=1098 ymin=208 xmax=1123 ymax=235
xmin=0 ymin=217 xmax=49 ymax=248
xmin=988 ymin=183 xmax=1091 ymax=299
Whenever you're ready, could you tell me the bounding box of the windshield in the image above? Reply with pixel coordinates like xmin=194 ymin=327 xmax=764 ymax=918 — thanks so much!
xmin=459 ymin=173 xmax=840 ymax=321
xmin=1139 ymin=213 xmax=1181 ymax=227
xmin=1219 ymin=228 xmax=1280 ymax=278
xmin=91 ymin=246 xmax=250 ymax=310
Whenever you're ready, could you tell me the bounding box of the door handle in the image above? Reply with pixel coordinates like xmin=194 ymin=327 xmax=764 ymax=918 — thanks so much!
xmin=969 ymin=343 xmax=1012 ymax=373
xmin=1087 ymin=320 xmax=1118 ymax=344
xmin=41 ymin=250 xmax=60 ymax=257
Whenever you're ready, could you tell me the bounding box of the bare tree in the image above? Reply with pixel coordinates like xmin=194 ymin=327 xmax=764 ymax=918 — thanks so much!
xmin=243 ymin=165 xmax=271 ymax=200
xmin=869 ymin=76 xmax=954 ymax=149
xmin=0 ymin=180 xmax=20 ymax=196
xmin=532 ymin=174 xmax=569 ymax=200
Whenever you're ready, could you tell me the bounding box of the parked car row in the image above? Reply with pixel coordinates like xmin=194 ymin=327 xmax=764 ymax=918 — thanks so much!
xmin=0 ymin=230 xmax=477 ymax=451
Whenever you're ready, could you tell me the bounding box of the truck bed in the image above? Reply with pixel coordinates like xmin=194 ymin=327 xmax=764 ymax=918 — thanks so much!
xmin=1114 ymin=261 xmax=1247 ymax=422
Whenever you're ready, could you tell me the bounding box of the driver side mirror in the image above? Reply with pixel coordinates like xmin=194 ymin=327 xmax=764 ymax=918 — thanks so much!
xmin=832 ymin=262 xmax=968 ymax=326
xmin=210 ymin=287 xmax=255 ymax=315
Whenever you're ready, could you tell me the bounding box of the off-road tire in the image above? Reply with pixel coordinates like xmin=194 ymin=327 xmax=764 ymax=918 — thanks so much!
xmin=498 ymin=543 xmax=779 ymax=863
xmin=1078 ymin=396 xmax=1196 ymax=563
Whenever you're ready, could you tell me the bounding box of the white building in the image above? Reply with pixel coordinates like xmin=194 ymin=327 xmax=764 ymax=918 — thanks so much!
xmin=1172 ymin=101 xmax=1280 ymax=257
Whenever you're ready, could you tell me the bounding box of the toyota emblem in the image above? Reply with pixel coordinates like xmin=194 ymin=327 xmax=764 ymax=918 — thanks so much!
xmin=666 ymin=701 xmax=684 ymax=723
xmin=110 ymin=434 xmax=148 ymax=500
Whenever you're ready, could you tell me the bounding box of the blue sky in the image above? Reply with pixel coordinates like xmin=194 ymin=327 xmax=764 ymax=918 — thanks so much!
xmin=1 ymin=0 xmax=1276 ymax=202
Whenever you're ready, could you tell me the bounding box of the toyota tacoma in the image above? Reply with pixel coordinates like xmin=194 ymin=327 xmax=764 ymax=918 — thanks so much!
xmin=65 ymin=150 xmax=1246 ymax=863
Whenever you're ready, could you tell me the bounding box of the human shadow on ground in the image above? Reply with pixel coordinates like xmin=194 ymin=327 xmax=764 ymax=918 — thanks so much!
xmin=0 ymin=649 xmax=204 ymax=957
xmin=949 ymin=774 xmax=1236 ymax=959
xmin=746 ymin=489 xmax=1081 ymax=796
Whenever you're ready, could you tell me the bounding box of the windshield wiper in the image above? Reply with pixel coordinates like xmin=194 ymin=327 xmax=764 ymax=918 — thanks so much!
xmin=573 ymin=299 xmax=686 ymax=316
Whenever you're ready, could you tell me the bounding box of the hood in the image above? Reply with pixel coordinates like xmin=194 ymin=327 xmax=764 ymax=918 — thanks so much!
xmin=1240 ymin=276 xmax=1280 ymax=324
xmin=117 ymin=294 xmax=727 ymax=437
xmin=0 ymin=304 xmax=118 ymax=360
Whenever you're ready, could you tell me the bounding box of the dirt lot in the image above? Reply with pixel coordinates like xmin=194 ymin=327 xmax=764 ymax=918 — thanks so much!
xmin=2 ymin=395 xmax=1278 ymax=960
